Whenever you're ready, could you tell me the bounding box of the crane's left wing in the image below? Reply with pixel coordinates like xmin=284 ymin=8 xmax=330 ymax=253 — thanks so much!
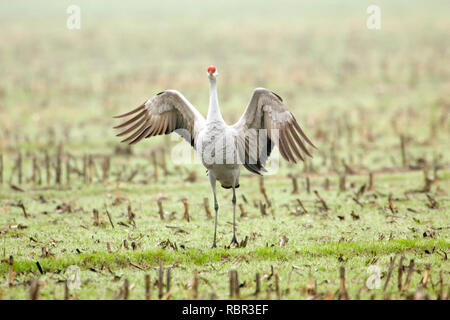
xmin=231 ymin=88 xmax=316 ymax=174
xmin=113 ymin=90 xmax=205 ymax=147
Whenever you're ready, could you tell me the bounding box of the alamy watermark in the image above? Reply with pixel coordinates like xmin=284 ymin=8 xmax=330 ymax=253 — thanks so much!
xmin=66 ymin=265 xmax=81 ymax=290
xmin=366 ymin=5 xmax=381 ymax=30
xmin=67 ymin=5 xmax=81 ymax=30
xmin=65 ymin=5 xmax=381 ymax=31
xmin=366 ymin=265 xmax=382 ymax=289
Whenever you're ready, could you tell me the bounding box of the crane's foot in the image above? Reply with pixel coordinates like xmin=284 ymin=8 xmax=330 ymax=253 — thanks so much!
xmin=211 ymin=242 xmax=217 ymax=249
xmin=230 ymin=235 xmax=239 ymax=247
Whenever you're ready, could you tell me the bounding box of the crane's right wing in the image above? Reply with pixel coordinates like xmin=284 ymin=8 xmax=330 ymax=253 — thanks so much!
xmin=113 ymin=90 xmax=206 ymax=147
xmin=232 ymin=88 xmax=316 ymax=174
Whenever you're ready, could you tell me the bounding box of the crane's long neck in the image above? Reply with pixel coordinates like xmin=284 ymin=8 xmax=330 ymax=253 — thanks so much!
xmin=207 ymin=78 xmax=224 ymax=123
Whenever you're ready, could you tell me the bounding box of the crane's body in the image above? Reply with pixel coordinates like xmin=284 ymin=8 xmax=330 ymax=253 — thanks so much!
xmin=197 ymin=124 xmax=240 ymax=188
xmin=114 ymin=65 xmax=316 ymax=248
xmin=197 ymin=118 xmax=242 ymax=246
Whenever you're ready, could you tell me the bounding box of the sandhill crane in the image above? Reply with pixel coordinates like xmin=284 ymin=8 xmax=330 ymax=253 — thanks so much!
xmin=113 ymin=65 xmax=316 ymax=248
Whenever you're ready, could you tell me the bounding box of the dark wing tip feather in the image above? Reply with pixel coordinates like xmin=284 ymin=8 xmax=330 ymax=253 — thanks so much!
xmin=128 ymin=122 xmax=153 ymax=145
xmin=284 ymin=125 xmax=304 ymax=162
xmin=115 ymin=117 xmax=146 ymax=137
xmin=113 ymin=103 xmax=146 ymax=119
xmin=120 ymin=119 xmax=150 ymax=144
xmin=288 ymin=124 xmax=312 ymax=158
xmin=291 ymin=115 xmax=317 ymax=150
xmin=113 ymin=109 xmax=147 ymax=129
xmin=280 ymin=130 xmax=297 ymax=163
xmin=243 ymin=163 xmax=263 ymax=175
xmin=271 ymin=91 xmax=283 ymax=102
xmin=277 ymin=130 xmax=292 ymax=162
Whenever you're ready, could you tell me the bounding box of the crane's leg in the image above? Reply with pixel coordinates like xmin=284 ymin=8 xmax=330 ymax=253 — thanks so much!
xmin=230 ymin=179 xmax=239 ymax=246
xmin=209 ymin=173 xmax=219 ymax=249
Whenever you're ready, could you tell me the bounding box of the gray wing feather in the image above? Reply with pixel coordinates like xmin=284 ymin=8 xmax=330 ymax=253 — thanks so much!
xmin=232 ymin=88 xmax=316 ymax=173
xmin=114 ymin=90 xmax=205 ymax=147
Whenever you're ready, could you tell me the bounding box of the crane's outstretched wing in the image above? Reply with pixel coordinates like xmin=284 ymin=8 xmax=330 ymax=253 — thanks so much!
xmin=232 ymin=88 xmax=316 ymax=174
xmin=113 ymin=90 xmax=205 ymax=147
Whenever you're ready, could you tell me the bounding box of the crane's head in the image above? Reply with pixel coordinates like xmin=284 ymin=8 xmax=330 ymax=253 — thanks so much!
xmin=207 ymin=65 xmax=218 ymax=80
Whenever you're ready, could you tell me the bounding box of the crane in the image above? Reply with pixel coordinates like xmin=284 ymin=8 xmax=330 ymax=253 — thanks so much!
xmin=113 ymin=65 xmax=316 ymax=248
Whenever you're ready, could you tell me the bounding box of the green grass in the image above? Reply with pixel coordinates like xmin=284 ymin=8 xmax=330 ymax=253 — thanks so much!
xmin=1 ymin=170 xmax=449 ymax=299
xmin=2 ymin=238 xmax=448 ymax=276
xmin=0 ymin=0 xmax=449 ymax=300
